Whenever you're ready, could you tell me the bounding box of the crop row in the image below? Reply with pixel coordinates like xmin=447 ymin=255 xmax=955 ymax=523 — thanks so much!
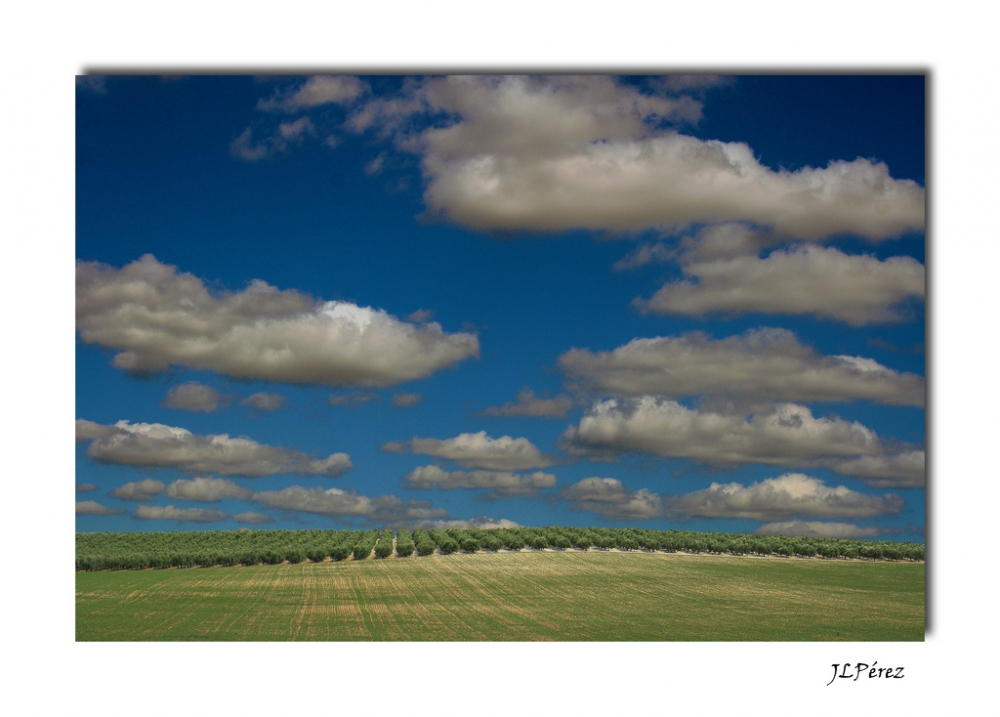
xmin=76 ymin=526 xmax=924 ymax=570
xmin=77 ymin=528 xmax=373 ymax=571
xmin=395 ymin=529 xmax=414 ymax=557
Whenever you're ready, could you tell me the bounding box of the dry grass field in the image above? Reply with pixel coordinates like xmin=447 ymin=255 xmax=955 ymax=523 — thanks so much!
xmin=76 ymin=550 xmax=925 ymax=641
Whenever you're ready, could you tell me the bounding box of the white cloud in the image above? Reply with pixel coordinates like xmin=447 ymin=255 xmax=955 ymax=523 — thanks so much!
xmin=416 ymin=75 xmax=702 ymax=155
xmin=833 ymin=451 xmax=925 ymax=488
xmin=230 ymin=124 xmax=314 ymax=162
xmin=164 ymin=476 xmax=254 ymax=502
xmin=667 ymin=473 xmax=903 ymax=521
xmin=754 ymin=520 xmax=881 ymax=538
xmin=364 ymin=153 xmax=387 ymax=176
xmin=232 ymin=77 xmax=369 ymax=160
xmin=76 ymin=483 xmax=97 ymax=492
xmin=561 ymin=477 xmax=664 ymax=520
xmin=406 ymin=308 xmax=434 ymax=323
xmin=403 ymin=465 xmax=556 ymax=497
xmin=162 ymin=381 xmax=223 ymax=412
xmin=408 ymin=517 xmax=521 ymax=530
xmin=614 ymin=223 xmax=767 ymax=270
xmin=241 ymin=392 xmax=285 ymax=411
xmin=76 ymin=418 xmax=116 ymax=442
xmin=613 ymin=242 xmax=675 ymax=271
xmin=353 ymin=76 xmax=923 ymax=239
xmin=78 ymin=418 xmax=352 ymax=477
xmin=251 ymin=485 xmax=446 ymax=523
xmin=233 ymin=511 xmax=275 ymax=524
xmin=229 ymin=128 xmax=268 ymax=161
xmin=385 ymin=430 xmax=553 ymax=470
xmin=228 ymin=116 xmax=325 ymax=161
xmin=134 ymin=505 xmax=229 ymax=523
xmin=559 ymin=328 xmax=924 ymax=406
xmin=257 ymin=75 xmax=368 ymax=112
xmin=478 ymin=388 xmax=574 ymax=418
xmin=679 ymin=222 xmax=773 ymax=261
xmin=561 ymin=398 xmax=882 ymax=466
xmin=76 ymin=500 xmax=123 ymax=515
xmin=391 ymin=392 xmax=422 ymax=408
xmin=424 ymin=139 xmax=924 ymax=239
xmin=278 ymin=116 xmax=315 ymax=140
xmin=635 ymin=245 xmax=925 ymax=325
xmin=110 ymin=478 xmax=166 ymax=501
xmin=76 ymin=255 xmax=479 ymax=386
xmin=345 ymin=81 xmax=430 ymax=136
xmin=328 ymin=391 xmax=378 ymax=408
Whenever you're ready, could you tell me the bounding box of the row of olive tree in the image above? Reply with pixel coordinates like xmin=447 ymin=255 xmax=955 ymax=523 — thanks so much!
xmin=351 ymin=530 xmax=380 ymax=560
xmin=76 ymin=527 xmax=925 ymax=570
xmin=373 ymin=529 xmax=395 ymax=559
xmin=395 ymin=529 xmax=415 ymax=557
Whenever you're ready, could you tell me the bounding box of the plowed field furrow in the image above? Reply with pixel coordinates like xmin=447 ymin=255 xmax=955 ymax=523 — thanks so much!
xmin=76 ymin=552 xmax=924 ymax=641
xmin=434 ymin=558 xmax=558 ymax=639
xmin=409 ymin=561 xmax=492 ymax=640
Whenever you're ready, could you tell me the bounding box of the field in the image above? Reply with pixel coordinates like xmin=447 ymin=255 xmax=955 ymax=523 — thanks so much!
xmin=76 ymin=550 xmax=924 ymax=641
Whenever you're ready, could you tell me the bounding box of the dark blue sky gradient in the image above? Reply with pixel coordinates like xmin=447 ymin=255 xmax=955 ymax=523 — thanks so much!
xmin=76 ymin=75 xmax=925 ymax=539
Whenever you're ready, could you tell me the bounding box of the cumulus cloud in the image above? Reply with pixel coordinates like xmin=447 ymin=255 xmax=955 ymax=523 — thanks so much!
xmin=478 ymin=389 xmax=574 ymax=418
xmin=241 ymin=392 xmax=285 ymax=411
xmin=76 ymin=419 xmax=116 ymax=442
xmin=423 ymin=138 xmax=924 ymax=239
xmin=233 ymin=511 xmax=275 ymax=524
xmin=613 ymin=242 xmax=675 ymax=271
xmin=561 ymin=398 xmax=882 ymax=467
xmin=635 ymin=246 xmax=925 ymax=325
xmin=164 ymin=477 xmax=254 ymax=502
xmin=279 ymin=117 xmax=315 ymax=140
xmin=162 ymin=381 xmax=224 ymax=412
xmin=351 ymin=74 xmax=699 ymax=142
xmin=561 ymin=477 xmax=664 ymax=520
xmin=351 ymin=76 xmax=923 ymax=239
xmin=345 ymin=82 xmax=431 ymax=137
xmin=230 ymin=119 xmax=315 ymax=161
xmin=76 ymin=255 xmax=479 ymax=386
xmin=110 ymin=478 xmax=166 ymax=501
xmin=76 ymin=483 xmax=97 ymax=492
xmin=614 ymin=224 xmax=768 ymax=270
xmin=364 ymin=153 xmax=387 ymax=176
xmin=232 ymin=76 xmax=369 ymax=160
xmin=77 ymin=418 xmax=352 ymax=477
xmin=391 ymin=392 xmax=422 ymax=408
xmin=408 ymin=517 xmax=521 ymax=530
xmin=134 ymin=505 xmax=229 ymax=523
xmin=833 ymin=451 xmax=925 ymax=488
xmin=559 ymin=328 xmax=924 ymax=407
xmin=754 ymin=520 xmax=881 ymax=538
xmin=251 ymin=485 xmax=446 ymax=523
xmin=257 ymin=75 xmax=368 ymax=112
xmin=679 ymin=222 xmax=774 ymax=261
xmin=403 ymin=465 xmax=556 ymax=497
xmin=229 ymin=128 xmax=271 ymax=161
xmin=385 ymin=431 xmax=553 ymax=470
xmin=667 ymin=473 xmax=903 ymax=521
xmin=407 ymin=309 xmax=434 ymax=323
xmin=76 ymin=500 xmax=124 ymax=515
xmin=328 ymin=391 xmax=378 ymax=408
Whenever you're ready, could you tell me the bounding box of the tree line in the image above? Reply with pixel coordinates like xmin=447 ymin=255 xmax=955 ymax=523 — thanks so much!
xmin=76 ymin=526 xmax=924 ymax=571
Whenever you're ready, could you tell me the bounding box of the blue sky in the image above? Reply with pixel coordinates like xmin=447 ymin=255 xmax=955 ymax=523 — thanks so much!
xmin=75 ymin=74 xmax=925 ymax=540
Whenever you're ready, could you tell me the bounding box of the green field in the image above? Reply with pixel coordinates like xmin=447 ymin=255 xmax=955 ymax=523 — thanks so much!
xmin=76 ymin=551 xmax=924 ymax=641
